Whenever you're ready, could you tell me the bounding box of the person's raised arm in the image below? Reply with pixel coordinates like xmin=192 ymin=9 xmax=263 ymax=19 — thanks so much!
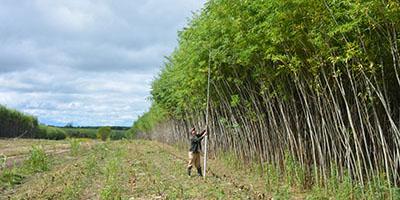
xmin=199 ymin=129 xmax=208 ymax=139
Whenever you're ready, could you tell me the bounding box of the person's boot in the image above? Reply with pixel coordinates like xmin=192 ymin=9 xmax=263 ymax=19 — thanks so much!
xmin=187 ymin=166 xmax=192 ymax=176
xmin=197 ymin=167 xmax=203 ymax=177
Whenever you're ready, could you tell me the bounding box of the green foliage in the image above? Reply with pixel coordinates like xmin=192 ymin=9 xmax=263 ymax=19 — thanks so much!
xmin=36 ymin=125 xmax=67 ymax=140
xmin=0 ymin=154 xmax=6 ymax=169
xmin=131 ymin=103 xmax=167 ymax=136
xmin=220 ymin=152 xmax=243 ymax=170
xmin=97 ymin=127 xmax=112 ymax=141
xmin=0 ymin=105 xmax=130 ymax=141
xmin=133 ymin=0 xmax=400 ymax=133
xmin=110 ymin=130 xmax=128 ymax=140
xmin=263 ymin=163 xmax=280 ymax=193
xmin=0 ymin=105 xmax=39 ymax=138
xmin=124 ymin=129 xmax=136 ymax=139
xmin=84 ymin=154 xmax=98 ymax=176
xmin=284 ymin=152 xmax=305 ymax=188
xmin=0 ymin=104 xmax=71 ymax=140
xmin=24 ymin=146 xmax=49 ymax=172
xmin=0 ymin=168 xmax=24 ymax=187
xmin=63 ymin=128 xmax=98 ymax=139
xmin=230 ymin=95 xmax=240 ymax=107
xmin=1 ymin=145 xmax=52 ymax=189
xmin=306 ymin=172 xmax=397 ymax=200
xmin=63 ymin=127 xmax=129 ymax=140
xmin=100 ymin=148 xmax=125 ymax=200
xmin=69 ymin=138 xmax=81 ymax=156
xmin=273 ymin=185 xmax=292 ymax=200
xmin=132 ymin=0 xmax=400 ymax=195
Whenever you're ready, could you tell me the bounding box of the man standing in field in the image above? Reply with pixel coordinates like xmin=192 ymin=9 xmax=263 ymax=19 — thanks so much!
xmin=187 ymin=127 xmax=207 ymax=177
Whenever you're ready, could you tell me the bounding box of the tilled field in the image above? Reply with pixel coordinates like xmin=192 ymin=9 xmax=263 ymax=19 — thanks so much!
xmin=0 ymin=139 xmax=268 ymax=200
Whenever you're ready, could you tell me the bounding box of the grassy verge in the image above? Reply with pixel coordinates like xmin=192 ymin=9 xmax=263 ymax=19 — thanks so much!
xmin=209 ymin=150 xmax=400 ymax=200
xmin=3 ymin=139 xmax=396 ymax=199
xmin=166 ymin=142 xmax=400 ymax=200
xmin=1 ymin=145 xmax=51 ymax=190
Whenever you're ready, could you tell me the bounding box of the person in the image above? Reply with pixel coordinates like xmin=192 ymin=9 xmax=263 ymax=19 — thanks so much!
xmin=187 ymin=127 xmax=207 ymax=177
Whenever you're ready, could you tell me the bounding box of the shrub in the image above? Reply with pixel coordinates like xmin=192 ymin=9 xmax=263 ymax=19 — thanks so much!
xmin=0 ymin=154 xmax=7 ymax=169
xmin=0 ymin=168 xmax=24 ymax=187
xmin=35 ymin=125 xmax=66 ymax=140
xmin=35 ymin=125 xmax=48 ymax=139
xmin=69 ymin=138 xmax=81 ymax=156
xmin=25 ymin=146 xmax=49 ymax=172
xmin=110 ymin=130 xmax=128 ymax=140
xmin=97 ymin=127 xmax=111 ymax=141
xmin=124 ymin=129 xmax=136 ymax=139
xmin=63 ymin=128 xmax=97 ymax=139
xmin=46 ymin=127 xmax=67 ymax=140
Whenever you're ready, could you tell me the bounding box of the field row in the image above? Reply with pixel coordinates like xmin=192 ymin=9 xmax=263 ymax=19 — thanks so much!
xmin=1 ymin=140 xmax=261 ymax=199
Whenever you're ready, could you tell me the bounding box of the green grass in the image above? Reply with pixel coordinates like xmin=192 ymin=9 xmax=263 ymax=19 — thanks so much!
xmin=24 ymin=145 xmax=49 ymax=172
xmin=100 ymin=147 xmax=126 ymax=199
xmin=0 ymin=168 xmax=24 ymax=187
xmin=68 ymin=138 xmax=81 ymax=156
xmin=1 ymin=139 xmax=399 ymax=199
xmin=1 ymin=145 xmax=50 ymax=190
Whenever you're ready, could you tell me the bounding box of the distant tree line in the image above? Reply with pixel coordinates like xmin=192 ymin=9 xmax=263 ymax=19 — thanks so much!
xmin=61 ymin=127 xmax=131 ymax=140
xmin=0 ymin=105 xmax=130 ymax=140
xmin=62 ymin=124 xmax=130 ymax=131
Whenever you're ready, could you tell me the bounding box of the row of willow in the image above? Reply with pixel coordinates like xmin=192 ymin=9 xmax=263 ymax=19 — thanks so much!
xmin=0 ymin=105 xmax=69 ymax=140
xmin=0 ymin=105 xmax=131 ymax=140
xmin=133 ymin=0 xmax=400 ymax=188
xmin=0 ymin=105 xmax=39 ymax=138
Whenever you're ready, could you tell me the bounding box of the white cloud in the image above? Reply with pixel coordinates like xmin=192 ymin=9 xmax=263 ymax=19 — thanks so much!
xmin=34 ymin=0 xmax=96 ymax=32
xmin=0 ymin=68 xmax=153 ymax=126
xmin=0 ymin=0 xmax=206 ymax=126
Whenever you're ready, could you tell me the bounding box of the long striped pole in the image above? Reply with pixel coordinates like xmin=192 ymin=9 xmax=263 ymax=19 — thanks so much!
xmin=204 ymin=50 xmax=211 ymax=178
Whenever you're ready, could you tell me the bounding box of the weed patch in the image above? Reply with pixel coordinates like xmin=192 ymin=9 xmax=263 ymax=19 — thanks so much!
xmin=24 ymin=145 xmax=49 ymax=172
xmin=0 ymin=168 xmax=24 ymax=187
xmin=100 ymin=147 xmax=126 ymax=200
xmin=69 ymin=138 xmax=81 ymax=156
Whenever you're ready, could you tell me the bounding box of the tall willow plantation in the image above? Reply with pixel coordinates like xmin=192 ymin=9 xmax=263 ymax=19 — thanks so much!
xmin=132 ymin=0 xmax=400 ymax=190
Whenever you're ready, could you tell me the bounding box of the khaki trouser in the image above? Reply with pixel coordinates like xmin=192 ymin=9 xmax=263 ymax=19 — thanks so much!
xmin=188 ymin=151 xmax=201 ymax=169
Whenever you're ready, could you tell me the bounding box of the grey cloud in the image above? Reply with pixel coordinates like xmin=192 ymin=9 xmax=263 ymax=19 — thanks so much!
xmin=0 ymin=68 xmax=154 ymax=126
xmin=0 ymin=0 xmax=205 ymax=73
xmin=0 ymin=0 xmax=205 ymax=126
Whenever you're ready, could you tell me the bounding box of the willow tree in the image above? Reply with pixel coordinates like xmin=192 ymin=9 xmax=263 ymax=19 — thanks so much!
xmin=133 ymin=0 xmax=400 ymax=190
xmin=0 ymin=105 xmax=39 ymax=138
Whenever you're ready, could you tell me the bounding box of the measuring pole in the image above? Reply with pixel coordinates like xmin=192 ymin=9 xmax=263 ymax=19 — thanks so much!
xmin=204 ymin=51 xmax=211 ymax=178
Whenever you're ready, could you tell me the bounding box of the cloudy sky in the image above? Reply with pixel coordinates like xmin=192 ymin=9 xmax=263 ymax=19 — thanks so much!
xmin=0 ymin=0 xmax=206 ymax=126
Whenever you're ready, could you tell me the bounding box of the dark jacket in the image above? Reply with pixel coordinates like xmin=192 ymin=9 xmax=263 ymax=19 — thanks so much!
xmin=189 ymin=135 xmax=204 ymax=153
